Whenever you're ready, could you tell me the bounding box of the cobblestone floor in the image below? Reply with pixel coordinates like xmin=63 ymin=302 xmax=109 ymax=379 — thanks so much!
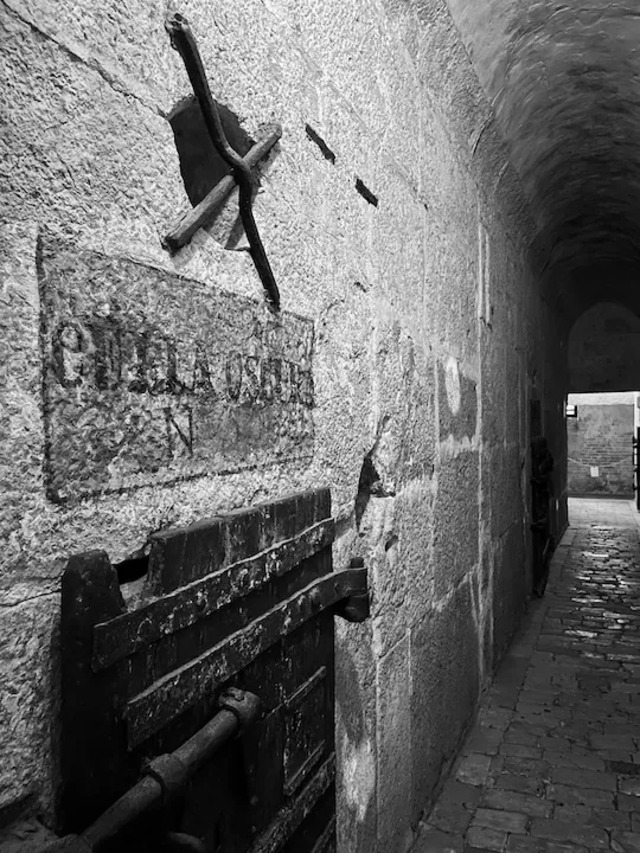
xmin=412 ymin=498 xmax=640 ymax=853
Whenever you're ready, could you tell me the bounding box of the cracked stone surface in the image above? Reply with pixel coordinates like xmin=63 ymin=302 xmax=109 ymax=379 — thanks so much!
xmin=412 ymin=497 xmax=640 ymax=853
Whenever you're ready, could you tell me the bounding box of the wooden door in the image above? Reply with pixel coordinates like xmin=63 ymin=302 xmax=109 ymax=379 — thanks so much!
xmin=55 ymin=489 xmax=368 ymax=853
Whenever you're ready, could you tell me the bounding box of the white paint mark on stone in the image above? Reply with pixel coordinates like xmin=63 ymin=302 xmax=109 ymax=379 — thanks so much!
xmin=444 ymin=356 xmax=461 ymax=415
xmin=342 ymin=735 xmax=376 ymax=823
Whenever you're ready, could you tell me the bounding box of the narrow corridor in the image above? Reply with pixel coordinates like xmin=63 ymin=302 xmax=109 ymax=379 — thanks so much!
xmin=414 ymin=498 xmax=640 ymax=853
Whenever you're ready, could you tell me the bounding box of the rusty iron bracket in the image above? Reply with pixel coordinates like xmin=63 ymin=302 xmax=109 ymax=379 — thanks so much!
xmin=219 ymin=685 xmax=261 ymax=730
xmin=163 ymin=126 xmax=281 ymax=256
xmin=333 ymin=558 xmax=370 ymax=623
xmin=164 ymin=12 xmax=281 ymax=311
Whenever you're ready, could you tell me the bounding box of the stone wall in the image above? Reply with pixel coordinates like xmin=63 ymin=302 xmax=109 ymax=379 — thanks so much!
xmin=0 ymin=0 xmax=566 ymax=849
xmin=567 ymin=394 xmax=635 ymax=498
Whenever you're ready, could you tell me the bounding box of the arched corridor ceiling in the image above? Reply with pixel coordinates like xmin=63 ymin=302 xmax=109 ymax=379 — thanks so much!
xmin=445 ymin=0 xmax=640 ymax=317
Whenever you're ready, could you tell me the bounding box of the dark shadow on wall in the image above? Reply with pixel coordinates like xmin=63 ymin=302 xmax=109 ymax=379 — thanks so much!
xmin=569 ymin=301 xmax=640 ymax=393
xmin=168 ymin=96 xmax=258 ymax=250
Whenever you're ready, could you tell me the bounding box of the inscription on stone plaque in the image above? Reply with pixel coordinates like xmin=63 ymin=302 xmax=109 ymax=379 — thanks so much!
xmin=38 ymin=240 xmax=314 ymax=501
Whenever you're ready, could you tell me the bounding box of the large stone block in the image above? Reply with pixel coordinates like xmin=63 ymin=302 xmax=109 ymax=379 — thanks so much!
xmin=0 ymin=7 xmax=180 ymax=243
xmin=0 ymin=224 xmax=44 ymax=541
xmin=410 ymin=579 xmax=480 ymax=824
xmin=372 ymin=168 xmax=425 ymax=331
xmin=433 ymin=450 xmax=479 ymax=597
xmin=492 ymin=521 xmax=527 ymax=664
xmin=377 ymin=635 xmax=413 ymax=853
xmin=371 ymin=318 xmax=436 ymax=489
xmin=438 ymin=359 xmax=478 ymax=442
xmin=0 ymin=594 xmax=58 ymax=814
xmin=481 ymin=344 xmax=507 ymax=448
xmin=335 ymin=620 xmax=378 ymax=853
xmin=365 ymin=482 xmax=434 ymax=659
xmin=489 ymin=443 xmax=524 ymax=539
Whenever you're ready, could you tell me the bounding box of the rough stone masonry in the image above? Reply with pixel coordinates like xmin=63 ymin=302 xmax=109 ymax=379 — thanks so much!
xmin=0 ymin=1 xmax=566 ymax=851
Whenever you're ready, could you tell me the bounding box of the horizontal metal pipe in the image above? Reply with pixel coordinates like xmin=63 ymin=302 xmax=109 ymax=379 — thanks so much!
xmin=83 ymin=775 xmax=160 ymax=849
xmin=173 ymin=704 xmax=246 ymax=774
xmin=43 ymin=692 xmax=260 ymax=852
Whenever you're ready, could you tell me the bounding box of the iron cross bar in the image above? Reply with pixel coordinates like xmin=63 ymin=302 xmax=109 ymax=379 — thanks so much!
xmin=164 ymin=12 xmax=282 ymax=311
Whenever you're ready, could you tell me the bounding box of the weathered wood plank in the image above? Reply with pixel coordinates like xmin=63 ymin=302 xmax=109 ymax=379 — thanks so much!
xmin=60 ymin=551 xmax=133 ymax=833
xmin=248 ymin=756 xmax=335 ymax=853
xmin=125 ymin=568 xmax=366 ymax=747
xmin=143 ymin=487 xmax=331 ymax=595
xmin=92 ymin=518 xmax=335 ymax=671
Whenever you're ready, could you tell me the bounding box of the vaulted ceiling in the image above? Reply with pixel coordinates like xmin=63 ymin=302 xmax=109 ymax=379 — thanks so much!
xmin=446 ymin=0 xmax=640 ymax=321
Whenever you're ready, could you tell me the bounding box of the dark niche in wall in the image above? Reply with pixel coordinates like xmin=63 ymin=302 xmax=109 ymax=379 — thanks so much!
xmin=168 ymin=96 xmax=260 ymax=250
xmin=169 ymin=95 xmax=254 ymax=207
xmin=355 ymin=455 xmax=383 ymax=529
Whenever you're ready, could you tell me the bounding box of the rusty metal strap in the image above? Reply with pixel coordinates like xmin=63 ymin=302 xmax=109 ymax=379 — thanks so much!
xmin=165 ymin=12 xmax=281 ymax=311
xmin=163 ymin=127 xmax=281 ymax=256
xmin=92 ymin=518 xmax=335 ymax=672
xmin=125 ymin=566 xmax=369 ymax=747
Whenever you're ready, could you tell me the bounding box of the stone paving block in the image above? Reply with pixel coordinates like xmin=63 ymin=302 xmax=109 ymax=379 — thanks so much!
xmin=490 ymin=687 xmax=520 ymax=710
xmin=506 ymin=838 xmax=588 ymax=853
xmin=504 ymin=730 xmax=540 ymax=747
xmin=477 ymin=706 xmax=513 ymax=731
xmin=610 ymin=830 xmax=640 ymax=853
xmin=606 ymin=759 xmax=640 ymax=775
xmin=545 ymin=782 xmax=615 ymax=808
xmin=481 ymin=788 xmax=552 ymax=817
xmin=591 ymin=733 xmax=637 ymax=751
xmin=618 ymin=793 xmax=640 ymax=812
xmin=508 ymin=721 xmax=547 ymax=738
xmin=600 ymin=749 xmax=636 ymax=765
xmin=499 ymin=743 xmax=542 ymax=759
xmin=605 ymin=723 xmax=639 ymax=737
xmin=619 ymin=777 xmax=640 ymax=796
xmin=465 ymin=826 xmax=507 ymax=852
xmin=429 ymin=800 xmax=474 ymax=836
xmin=553 ymin=804 xmax=631 ymax=830
xmin=412 ymin=825 xmax=464 ymax=853
xmin=489 ymin=756 xmax=505 ymax=775
xmin=456 ymin=754 xmax=493 ymax=786
xmin=529 ymin=818 xmax=609 ymax=848
xmin=472 ymin=808 xmax=528 ymax=833
xmin=464 ymin=847 xmax=498 ymax=853
xmin=493 ymin=771 xmax=545 ymax=796
xmin=549 ymin=767 xmax=617 ymax=790
xmin=502 ymin=757 xmax=550 ymax=779
xmin=542 ymin=749 xmax=605 ymax=771
xmin=465 ymin=726 xmax=505 ymax=756
xmin=440 ymin=780 xmax=484 ymax=808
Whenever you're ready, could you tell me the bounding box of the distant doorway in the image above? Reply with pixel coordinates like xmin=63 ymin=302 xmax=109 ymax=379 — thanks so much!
xmin=567 ymin=392 xmax=638 ymax=500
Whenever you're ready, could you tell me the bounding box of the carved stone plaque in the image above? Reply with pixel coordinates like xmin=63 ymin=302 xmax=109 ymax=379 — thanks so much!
xmin=38 ymin=240 xmax=314 ymax=501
